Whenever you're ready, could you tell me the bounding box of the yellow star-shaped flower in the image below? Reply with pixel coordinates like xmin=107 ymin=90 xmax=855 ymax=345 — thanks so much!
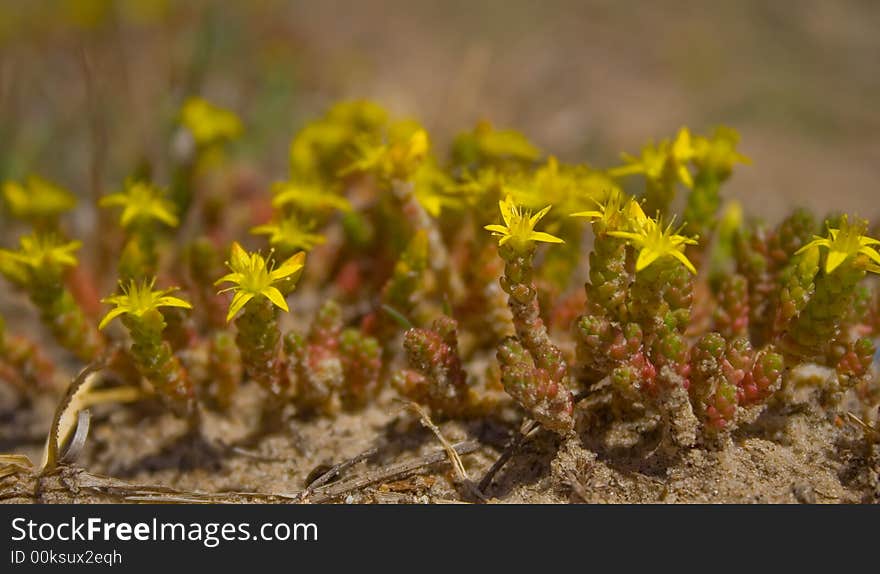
xmin=3 ymin=176 xmax=77 ymax=221
xmin=610 ymin=127 xmax=695 ymax=189
xmin=271 ymin=180 xmax=352 ymax=213
xmin=691 ymin=126 xmax=750 ymax=176
xmin=99 ymin=180 xmax=178 ymax=229
xmin=215 ymin=242 xmax=306 ymax=322
xmin=607 ymin=215 xmax=698 ymax=274
xmin=570 ymin=190 xmax=647 ymax=232
xmin=795 ymin=215 xmax=880 ymax=275
xmin=0 ymin=232 xmax=81 ymax=275
xmin=99 ymin=278 xmax=192 ymax=330
xmin=345 ymin=127 xmax=430 ymax=183
xmin=484 ymin=195 xmax=563 ymax=250
xmin=180 ymin=97 xmax=243 ymax=147
xmin=251 ymin=215 xmax=326 ymax=253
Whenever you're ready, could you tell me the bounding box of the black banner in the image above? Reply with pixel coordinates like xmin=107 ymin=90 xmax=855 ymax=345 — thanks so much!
xmin=0 ymin=504 xmax=873 ymax=571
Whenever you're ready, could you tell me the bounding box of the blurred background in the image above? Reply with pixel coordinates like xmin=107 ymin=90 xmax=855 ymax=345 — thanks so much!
xmin=0 ymin=0 xmax=878 ymax=224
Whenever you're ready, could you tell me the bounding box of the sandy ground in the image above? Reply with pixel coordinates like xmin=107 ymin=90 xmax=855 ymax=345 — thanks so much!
xmin=2 ymin=380 xmax=877 ymax=504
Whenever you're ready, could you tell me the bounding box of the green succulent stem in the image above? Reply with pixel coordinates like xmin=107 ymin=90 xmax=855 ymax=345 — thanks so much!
xmin=122 ymin=309 xmax=198 ymax=428
xmin=395 ymin=315 xmax=472 ymax=417
xmin=235 ymin=296 xmax=286 ymax=399
xmin=786 ymin=261 xmax=864 ymax=360
xmin=28 ymin=272 xmax=103 ymax=362
xmin=496 ymin=242 xmax=574 ymax=435
xmin=683 ymin=170 xmax=721 ymax=240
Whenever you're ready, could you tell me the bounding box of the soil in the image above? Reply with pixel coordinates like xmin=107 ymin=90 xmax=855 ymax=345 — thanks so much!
xmin=2 ymin=376 xmax=878 ymax=504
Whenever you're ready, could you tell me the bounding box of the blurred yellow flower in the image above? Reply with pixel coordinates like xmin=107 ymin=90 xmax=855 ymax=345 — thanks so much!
xmin=99 ymin=180 xmax=178 ymax=229
xmin=611 ymin=127 xmax=695 ymax=189
xmin=0 ymin=232 xmax=81 ymax=272
xmin=181 ymin=97 xmax=243 ymax=147
xmin=2 ymin=176 xmax=77 ymax=221
xmin=251 ymin=215 xmax=326 ymax=253
xmin=271 ymin=180 xmax=352 ymax=213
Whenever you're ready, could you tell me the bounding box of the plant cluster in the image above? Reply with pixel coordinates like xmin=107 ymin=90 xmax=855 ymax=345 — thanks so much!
xmin=1 ymin=99 xmax=877 ymax=461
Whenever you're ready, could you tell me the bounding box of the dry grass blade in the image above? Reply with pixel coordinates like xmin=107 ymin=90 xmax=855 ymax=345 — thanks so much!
xmin=306 ymin=440 xmax=480 ymax=503
xmin=845 ymin=412 xmax=878 ymax=440
xmin=406 ymin=401 xmax=468 ymax=481
xmin=300 ymin=446 xmax=380 ymax=499
xmin=0 ymin=453 xmax=34 ymax=479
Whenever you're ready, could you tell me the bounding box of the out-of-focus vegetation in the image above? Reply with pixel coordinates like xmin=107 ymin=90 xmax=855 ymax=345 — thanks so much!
xmin=1 ymin=0 xmax=878 ymax=224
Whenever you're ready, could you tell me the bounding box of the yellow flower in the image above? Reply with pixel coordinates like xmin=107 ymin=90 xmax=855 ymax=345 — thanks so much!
xmin=607 ymin=215 xmax=698 ymax=274
xmin=180 ymin=97 xmax=243 ymax=147
xmin=2 ymin=176 xmax=77 ymax=220
xmin=99 ymin=278 xmax=192 ymax=330
xmin=215 ymin=242 xmax=306 ymax=322
xmin=570 ymin=189 xmax=647 ymax=231
xmin=412 ymin=162 xmax=462 ymax=217
xmin=289 ymin=101 xmax=389 ymax=180
xmin=0 ymin=232 xmax=81 ymax=273
xmin=610 ymin=128 xmax=695 ymax=188
xmin=251 ymin=215 xmax=326 ymax=253
xmin=451 ymin=121 xmax=542 ymax=167
xmin=484 ymin=195 xmax=564 ymax=250
xmin=453 ymin=167 xmax=507 ymax=204
xmin=795 ymin=215 xmax=880 ymax=275
xmin=271 ymin=180 xmax=352 ymax=213
xmin=691 ymin=126 xmax=750 ymax=175
xmin=99 ymin=180 xmax=178 ymax=229
xmin=345 ymin=125 xmax=430 ymax=182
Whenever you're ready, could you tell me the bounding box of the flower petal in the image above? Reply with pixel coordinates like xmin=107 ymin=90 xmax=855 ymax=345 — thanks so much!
xmin=529 ymin=231 xmax=564 ymax=244
xmin=499 ymin=197 xmax=515 ymax=228
xmin=484 ymin=224 xmax=509 ymax=234
xmin=120 ymin=205 xmax=137 ymax=228
xmin=154 ymin=296 xmax=193 ymax=310
xmin=670 ymin=249 xmax=697 ymax=274
xmin=98 ymin=307 xmax=127 ymax=330
xmin=858 ymin=245 xmax=880 ymax=266
xmin=606 ymin=230 xmax=642 ymax=242
xmin=677 ymin=165 xmax=694 ymax=189
xmin=794 ymin=239 xmax=827 ymax=256
xmin=825 ymin=250 xmax=848 ymax=274
xmin=153 ymin=206 xmax=179 ymax=227
xmin=262 ymin=286 xmax=289 ymax=313
xmin=214 ymin=272 xmax=242 ymax=286
xmin=229 ymin=241 xmax=250 ymax=271
xmin=635 ymin=249 xmax=660 ymax=272
xmin=608 ymin=164 xmax=643 ymax=178
xmin=570 ymin=210 xmax=603 ymax=220
xmin=529 ymin=205 xmax=552 ymax=226
xmin=98 ymin=193 xmax=126 ymax=207
xmin=226 ymin=291 xmax=254 ymax=322
xmin=270 ymin=251 xmax=306 ymax=281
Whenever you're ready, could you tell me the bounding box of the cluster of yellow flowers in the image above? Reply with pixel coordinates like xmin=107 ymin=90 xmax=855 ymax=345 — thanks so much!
xmin=486 ymin=190 xmax=699 ymax=274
